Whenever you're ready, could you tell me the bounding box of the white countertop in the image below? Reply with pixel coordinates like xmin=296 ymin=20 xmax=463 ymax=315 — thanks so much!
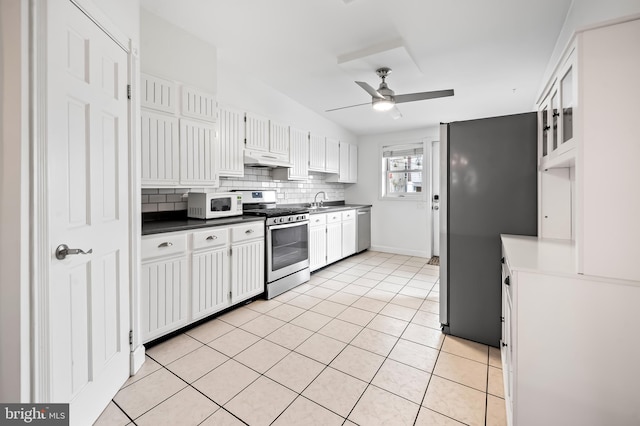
xmin=501 ymin=234 xmax=577 ymax=275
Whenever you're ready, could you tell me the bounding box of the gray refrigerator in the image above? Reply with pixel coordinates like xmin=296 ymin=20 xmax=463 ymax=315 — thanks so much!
xmin=439 ymin=112 xmax=537 ymax=347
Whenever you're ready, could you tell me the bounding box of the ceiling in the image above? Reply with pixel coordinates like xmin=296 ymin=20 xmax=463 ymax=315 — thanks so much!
xmin=140 ymin=0 xmax=573 ymax=136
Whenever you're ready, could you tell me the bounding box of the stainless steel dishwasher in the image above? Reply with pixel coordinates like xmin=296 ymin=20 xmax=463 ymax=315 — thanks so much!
xmin=356 ymin=207 xmax=371 ymax=253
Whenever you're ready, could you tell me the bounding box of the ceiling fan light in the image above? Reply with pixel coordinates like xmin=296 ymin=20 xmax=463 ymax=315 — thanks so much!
xmin=372 ymin=98 xmax=395 ymax=111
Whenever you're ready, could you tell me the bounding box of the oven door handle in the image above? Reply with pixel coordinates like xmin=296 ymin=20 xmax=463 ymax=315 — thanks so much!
xmin=269 ymin=220 xmax=309 ymax=231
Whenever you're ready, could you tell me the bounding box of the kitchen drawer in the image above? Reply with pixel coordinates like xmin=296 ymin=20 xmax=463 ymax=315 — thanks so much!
xmin=192 ymin=227 xmax=228 ymax=251
xmin=341 ymin=209 xmax=356 ymax=221
xmin=326 ymin=212 xmax=342 ymax=224
xmin=231 ymin=222 xmax=264 ymax=243
xmin=142 ymin=232 xmax=187 ymax=261
xmin=310 ymin=214 xmax=327 ymax=227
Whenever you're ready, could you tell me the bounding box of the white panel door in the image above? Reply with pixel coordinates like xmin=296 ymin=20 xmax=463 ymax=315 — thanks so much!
xmin=231 ymin=240 xmax=265 ymax=304
xmin=288 ymin=127 xmax=309 ymax=180
xmin=141 ymin=110 xmax=179 ymax=186
xmin=192 ymin=248 xmax=230 ymax=320
xmin=218 ymin=105 xmax=245 ymax=177
xmin=325 ymin=138 xmax=340 ymax=173
xmin=326 ymin=222 xmax=342 ymax=264
xmin=245 ymin=112 xmax=270 ymax=152
xmin=309 ymin=225 xmax=327 ymax=271
xmin=309 ymin=133 xmax=326 ymax=171
xmin=47 ymin=1 xmax=130 ymax=424
xmin=179 ymin=118 xmax=219 ymax=186
xmin=269 ymin=120 xmax=290 ymax=159
xmin=140 ymin=257 xmax=189 ymax=342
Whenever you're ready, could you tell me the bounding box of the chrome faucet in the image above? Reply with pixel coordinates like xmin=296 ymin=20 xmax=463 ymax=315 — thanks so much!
xmin=313 ymin=191 xmax=327 ymax=207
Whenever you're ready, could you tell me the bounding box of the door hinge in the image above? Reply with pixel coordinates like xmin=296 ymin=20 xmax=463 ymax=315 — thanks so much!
xmin=229 ymin=291 xmax=232 ymax=299
xmin=129 ymin=330 xmax=133 ymax=345
xmin=229 ymin=247 xmax=232 ymax=256
xmin=127 ymin=84 xmax=131 ymax=100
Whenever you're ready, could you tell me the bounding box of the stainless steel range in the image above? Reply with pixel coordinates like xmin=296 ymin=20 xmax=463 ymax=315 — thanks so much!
xmin=235 ymin=190 xmax=310 ymax=299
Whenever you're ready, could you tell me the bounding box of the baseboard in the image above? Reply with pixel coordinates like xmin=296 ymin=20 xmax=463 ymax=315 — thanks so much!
xmin=130 ymin=344 xmax=146 ymax=375
xmin=370 ymin=245 xmax=430 ymax=258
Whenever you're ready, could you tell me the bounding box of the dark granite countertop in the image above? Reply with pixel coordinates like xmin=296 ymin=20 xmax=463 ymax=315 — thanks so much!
xmin=142 ymin=211 xmax=265 ymax=236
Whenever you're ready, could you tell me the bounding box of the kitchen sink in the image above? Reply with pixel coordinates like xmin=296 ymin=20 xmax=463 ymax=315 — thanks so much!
xmin=307 ymin=206 xmax=331 ymax=210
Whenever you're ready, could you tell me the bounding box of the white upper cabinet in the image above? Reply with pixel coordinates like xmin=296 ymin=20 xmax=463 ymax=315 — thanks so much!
xmin=141 ymin=73 xmax=177 ymax=114
xmin=328 ymin=142 xmax=358 ymax=183
xmin=141 ymin=75 xmax=220 ymax=187
xmin=325 ymin=137 xmax=340 ymax=173
xmin=349 ymin=144 xmax=358 ymax=183
xmin=245 ymin=112 xmax=270 ymax=152
xmin=269 ymin=121 xmax=290 ymax=160
xmin=537 ymin=51 xmax=576 ymax=169
xmin=273 ymin=126 xmax=309 ymax=181
xmin=244 ymin=113 xmax=291 ymax=166
xmin=179 ymin=118 xmax=219 ymax=187
xmin=218 ymin=105 xmax=245 ymax=177
xmin=537 ymin=17 xmax=640 ymax=282
xmin=141 ymin=110 xmax=180 ymax=186
xmin=181 ymin=85 xmax=216 ymax=122
xmin=308 ymin=133 xmax=326 ymax=172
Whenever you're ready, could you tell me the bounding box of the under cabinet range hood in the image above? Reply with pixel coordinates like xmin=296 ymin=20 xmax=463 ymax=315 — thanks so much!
xmin=243 ymin=150 xmax=293 ymax=168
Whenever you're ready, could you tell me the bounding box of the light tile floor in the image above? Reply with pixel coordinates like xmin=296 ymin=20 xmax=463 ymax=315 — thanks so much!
xmin=95 ymin=251 xmax=507 ymax=426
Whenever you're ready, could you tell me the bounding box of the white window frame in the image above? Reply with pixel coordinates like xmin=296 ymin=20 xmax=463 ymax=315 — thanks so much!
xmin=380 ymin=141 xmax=427 ymax=201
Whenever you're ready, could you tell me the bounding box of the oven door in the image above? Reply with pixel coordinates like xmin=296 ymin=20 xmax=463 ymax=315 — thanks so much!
xmin=266 ymin=220 xmax=310 ymax=282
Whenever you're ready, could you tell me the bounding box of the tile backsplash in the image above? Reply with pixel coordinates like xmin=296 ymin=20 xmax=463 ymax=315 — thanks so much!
xmin=141 ymin=168 xmax=346 ymax=212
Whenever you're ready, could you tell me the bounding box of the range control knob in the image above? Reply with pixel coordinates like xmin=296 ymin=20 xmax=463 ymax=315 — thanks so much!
xmin=288 ymin=216 xmax=294 ymax=222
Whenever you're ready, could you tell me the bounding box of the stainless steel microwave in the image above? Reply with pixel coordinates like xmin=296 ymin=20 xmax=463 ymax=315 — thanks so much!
xmin=187 ymin=192 xmax=243 ymax=219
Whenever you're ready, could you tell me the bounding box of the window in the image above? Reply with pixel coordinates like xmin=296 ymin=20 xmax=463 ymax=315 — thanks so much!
xmin=381 ymin=143 xmax=425 ymax=199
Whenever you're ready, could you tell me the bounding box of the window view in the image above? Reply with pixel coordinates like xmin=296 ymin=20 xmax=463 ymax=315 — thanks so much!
xmin=381 ymin=143 xmax=424 ymax=198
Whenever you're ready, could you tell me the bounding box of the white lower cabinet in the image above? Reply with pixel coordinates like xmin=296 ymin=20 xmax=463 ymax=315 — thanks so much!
xmin=230 ymin=221 xmax=265 ymax=303
xmin=141 ymin=222 xmax=264 ymax=343
xmin=309 ymin=215 xmax=327 ymax=271
xmin=309 ymin=209 xmax=356 ymax=271
xmin=326 ymin=213 xmax=342 ymax=264
xmin=341 ymin=210 xmax=356 ymax=258
xmin=501 ymin=235 xmax=640 ymax=426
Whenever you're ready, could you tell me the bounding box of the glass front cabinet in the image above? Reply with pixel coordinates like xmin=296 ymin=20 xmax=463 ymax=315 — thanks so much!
xmin=538 ymin=49 xmax=576 ymax=169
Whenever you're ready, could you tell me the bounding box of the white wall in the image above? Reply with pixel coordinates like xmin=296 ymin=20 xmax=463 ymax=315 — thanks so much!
xmin=348 ymin=126 xmax=440 ymax=258
xmin=140 ymin=9 xmax=216 ymax=93
xmin=0 ymin=0 xmax=30 ymax=403
xmin=539 ymin=0 xmax=640 ymax=97
xmin=217 ymin=55 xmax=356 ymax=145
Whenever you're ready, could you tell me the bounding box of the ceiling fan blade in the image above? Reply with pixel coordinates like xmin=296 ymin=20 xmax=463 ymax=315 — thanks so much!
xmin=325 ymin=102 xmax=371 ymax=112
xmin=355 ymin=81 xmax=385 ymax=99
xmin=394 ymin=89 xmax=454 ymax=103
xmin=389 ymin=106 xmax=403 ymax=120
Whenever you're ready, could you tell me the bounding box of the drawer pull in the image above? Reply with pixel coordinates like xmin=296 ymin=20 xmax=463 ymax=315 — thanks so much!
xmin=245 ymin=229 xmax=254 ymax=234
xmin=315 ymin=219 xmax=320 ymax=223
xmin=158 ymin=242 xmax=173 ymax=248
xmin=504 ymin=276 xmax=510 ymax=286
xmin=206 ymin=235 xmax=218 ymax=241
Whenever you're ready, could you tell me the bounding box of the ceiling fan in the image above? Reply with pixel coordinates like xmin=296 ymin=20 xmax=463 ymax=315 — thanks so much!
xmin=326 ymin=67 xmax=454 ymax=118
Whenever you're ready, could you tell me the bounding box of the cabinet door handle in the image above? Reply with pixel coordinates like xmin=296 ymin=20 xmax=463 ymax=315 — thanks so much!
xmin=543 ymin=125 xmax=551 ymax=131
xmin=206 ymin=235 xmax=217 ymax=241
xmin=504 ymin=276 xmax=510 ymax=286
xmin=501 ymin=257 xmax=505 ymax=264
xmin=158 ymin=242 xmax=173 ymax=248
xmin=502 ymin=342 xmax=508 ymax=348
xmin=245 ymin=229 xmax=254 ymax=234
